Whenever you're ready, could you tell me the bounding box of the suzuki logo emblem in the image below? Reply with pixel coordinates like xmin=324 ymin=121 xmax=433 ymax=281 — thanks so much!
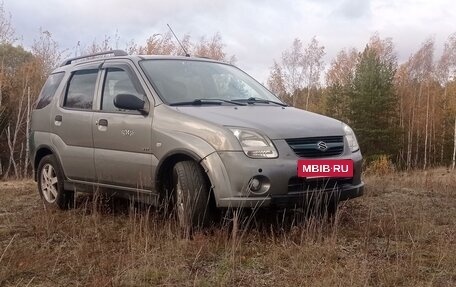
xmin=317 ymin=141 xmax=328 ymax=151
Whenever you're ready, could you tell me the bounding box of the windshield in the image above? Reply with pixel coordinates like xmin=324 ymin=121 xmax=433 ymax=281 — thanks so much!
xmin=140 ymin=59 xmax=281 ymax=105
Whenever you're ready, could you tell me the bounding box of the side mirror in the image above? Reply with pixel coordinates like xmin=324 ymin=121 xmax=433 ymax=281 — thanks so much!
xmin=114 ymin=94 xmax=145 ymax=111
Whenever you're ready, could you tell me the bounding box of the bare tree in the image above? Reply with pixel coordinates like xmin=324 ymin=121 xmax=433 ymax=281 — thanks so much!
xmin=32 ymin=29 xmax=64 ymax=76
xmin=302 ymin=37 xmax=325 ymax=109
xmin=138 ymin=32 xmax=176 ymax=55
xmin=368 ymin=33 xmax=397 ymax=67
xmin=267 ymin=61 xmax=288 ymax=103
xmin=436 ymin=38 xmax=451 ymax=163
xmin=397 ymin=38 xmax=434 ymax=169
xmin=326 ymin=48 xmax=358 ymax=87
xmin=270 ymin=37 xmax=324 ymax=108
xmin=23 ymin=86 xmax=30 ymax=177
xmin=281 ymin=38 xmax=304 ymax=106
xmin=5 ymin=79 xmax=26 ymax=178
xmin=0 ymin=1 xmax=15 ymax=44
xmin=437 ymin=34 xmax=456 ymax=169
xmin=192 ymin=32 xmax=236 ymax=63
xmin=412 ymin=39 xmax=434 ymax=169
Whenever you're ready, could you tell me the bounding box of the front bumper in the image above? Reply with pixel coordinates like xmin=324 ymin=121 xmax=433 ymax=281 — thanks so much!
xmin=269 ymin=181 xmax=363 ymax=208
xmin=214 ymin=182 xmax=364 ymax=208
xmin=200 ymin=139 xmax=364 ymax=208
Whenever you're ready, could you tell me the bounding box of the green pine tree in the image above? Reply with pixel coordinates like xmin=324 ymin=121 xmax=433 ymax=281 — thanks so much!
xmin=350 ymin=45 xmax=400 ymax=160
xmin=325 ymin=82 xmax=352 ymax=124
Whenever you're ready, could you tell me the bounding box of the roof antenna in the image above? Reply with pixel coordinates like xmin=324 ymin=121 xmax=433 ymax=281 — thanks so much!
xmin=167 ymin=24 xmax=190 ymax=57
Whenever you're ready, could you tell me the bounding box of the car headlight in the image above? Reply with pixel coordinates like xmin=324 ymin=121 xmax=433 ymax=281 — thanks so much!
xmin=343 ymin=124 xmax=359 ymax=152
xmin=228 ymin=127 xmax=278 ymax=158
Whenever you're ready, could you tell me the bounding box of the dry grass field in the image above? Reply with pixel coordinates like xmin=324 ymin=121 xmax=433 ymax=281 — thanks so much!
xmin=0 ymin=169 xmax=455 ymax=286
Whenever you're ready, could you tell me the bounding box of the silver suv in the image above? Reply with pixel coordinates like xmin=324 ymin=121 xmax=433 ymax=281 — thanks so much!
xmin=31 ymin=50 xmax=364 ymax=228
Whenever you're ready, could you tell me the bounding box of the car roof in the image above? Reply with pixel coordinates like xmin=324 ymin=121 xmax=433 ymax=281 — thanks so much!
xmin=52 ymin=50 xmax=225 ymax=73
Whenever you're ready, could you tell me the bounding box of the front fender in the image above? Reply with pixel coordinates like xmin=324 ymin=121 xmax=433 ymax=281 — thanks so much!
xmin=199 ymin=152 xmax=232 ymax=206
xmin=152 ymin=129 xmax=218 ymax=187
xmin=153 ymin=129 xmax=217 ymax=161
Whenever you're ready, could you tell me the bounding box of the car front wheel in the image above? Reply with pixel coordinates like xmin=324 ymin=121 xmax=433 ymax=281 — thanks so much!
xmin=172 ymin=160 xmax=211 ymax=234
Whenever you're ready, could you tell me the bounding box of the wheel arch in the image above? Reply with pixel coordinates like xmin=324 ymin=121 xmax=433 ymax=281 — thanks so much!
xmin=155 ymin=149 xmax=212 ymax=195
xmin=33 ymin=145 xmax=64 ymax=181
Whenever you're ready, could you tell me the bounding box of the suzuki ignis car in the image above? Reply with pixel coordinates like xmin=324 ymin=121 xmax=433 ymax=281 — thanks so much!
xmin=31 ymin=50 xmax=364 ymax=228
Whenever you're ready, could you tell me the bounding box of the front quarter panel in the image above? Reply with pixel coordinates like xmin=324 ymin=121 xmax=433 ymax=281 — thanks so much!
xmin=152 ymin=129 xmax=217 ymax=161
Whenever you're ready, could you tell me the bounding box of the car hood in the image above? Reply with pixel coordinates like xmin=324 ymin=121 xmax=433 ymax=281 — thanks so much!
xmin=174 ymin=105 xmax=344 ymax=139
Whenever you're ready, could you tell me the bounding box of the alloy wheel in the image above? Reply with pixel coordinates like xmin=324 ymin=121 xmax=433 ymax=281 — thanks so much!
xmin=40 ymin=163 xmax=58 ymax=203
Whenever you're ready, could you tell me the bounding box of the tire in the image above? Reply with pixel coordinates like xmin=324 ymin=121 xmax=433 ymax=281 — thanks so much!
xmin=172 ymin=161 xmax=211 ymax=232
xmin=37 ymin=154 xmax=74 ymax=210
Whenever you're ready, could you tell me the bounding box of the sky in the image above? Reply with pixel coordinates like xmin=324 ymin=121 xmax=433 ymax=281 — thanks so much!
xmin=4 ymin=0 xmax=456 ymax=83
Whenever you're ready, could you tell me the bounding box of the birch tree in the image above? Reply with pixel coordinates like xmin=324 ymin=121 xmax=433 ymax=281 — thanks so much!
xmin=325 ymin=48 xmax=358 ymax=123
xmin=267 ymin=61 xmax=288 ymax=103
xmin=268 ymin=37 xmax=325 ymax=108
xmin=302 ymin=37 xmax=325 ymax=109
xmin=281 ymin=38 xmax=304 ymax=106
xmin=404 ymin=39 xmax=434 ymax=169
xmin=437 ymin=34 xmax=456 ymax=168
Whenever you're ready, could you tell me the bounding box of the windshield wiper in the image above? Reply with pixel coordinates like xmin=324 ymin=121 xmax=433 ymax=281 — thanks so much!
xmin=232 ymin=97 xmax=288 ymax=107
xmin=170 ymin=98 xmax=247 ymax=106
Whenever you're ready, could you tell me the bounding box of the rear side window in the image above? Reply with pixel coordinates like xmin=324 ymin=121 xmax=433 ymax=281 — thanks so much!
xmin=64 ymin=69 xmax=98 ymax=110
xmin=35 ymin=72 xmax=64 ymax=109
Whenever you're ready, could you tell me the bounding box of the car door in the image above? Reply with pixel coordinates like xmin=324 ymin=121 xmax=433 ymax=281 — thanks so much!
xmin=51 ymin=64 xmax=100 ymax=182
xmin=92 ymin=61 xmax=154 ymax=190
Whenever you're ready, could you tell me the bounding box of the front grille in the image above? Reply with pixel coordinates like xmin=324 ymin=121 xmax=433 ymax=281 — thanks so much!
xmin=288 ymin=177 xmax=353 ymax=192
xmin=285 ymin=136 xmax=344 ymax=158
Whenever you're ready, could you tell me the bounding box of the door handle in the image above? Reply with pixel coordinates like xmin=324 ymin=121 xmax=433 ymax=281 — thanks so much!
xmin=54 ymin=115 xmax=62 ymax=126
xmin=98 ymin=119 xmax=108 ymax=127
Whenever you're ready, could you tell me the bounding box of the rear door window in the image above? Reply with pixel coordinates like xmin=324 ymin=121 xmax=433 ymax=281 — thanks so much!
xmin=35 ymin=72 xmax=65 ymax=109
xmin=64 ymin=70 xmax=98 ymax=110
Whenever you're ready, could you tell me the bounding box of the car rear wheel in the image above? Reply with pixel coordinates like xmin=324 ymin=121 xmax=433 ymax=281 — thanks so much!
xmin=172 ymin=161 xmax=211 ymax=234
xmin=37 ymin=155 xmax=74 ymax=209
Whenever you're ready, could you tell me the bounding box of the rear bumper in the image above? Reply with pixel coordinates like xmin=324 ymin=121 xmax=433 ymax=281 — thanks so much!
xmin=216 ymin=181 xmax=364 ymax=208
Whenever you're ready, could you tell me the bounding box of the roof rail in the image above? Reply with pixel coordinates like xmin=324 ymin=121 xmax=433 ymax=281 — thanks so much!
xmin=60 ymin=50 xmax=128 ymax=67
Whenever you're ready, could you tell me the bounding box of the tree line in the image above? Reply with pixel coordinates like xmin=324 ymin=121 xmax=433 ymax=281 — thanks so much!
xmin=1 ymin=3 xmax=455 ymax=179
xmin=268 ymin=33 xmax=456 ymax=170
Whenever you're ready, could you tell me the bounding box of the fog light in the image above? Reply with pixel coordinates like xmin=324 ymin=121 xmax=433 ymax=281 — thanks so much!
xmin=249 ymin=178 xmax=261 ymax=192
xmin=247 ymin=175 xmax=271 ymax=194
